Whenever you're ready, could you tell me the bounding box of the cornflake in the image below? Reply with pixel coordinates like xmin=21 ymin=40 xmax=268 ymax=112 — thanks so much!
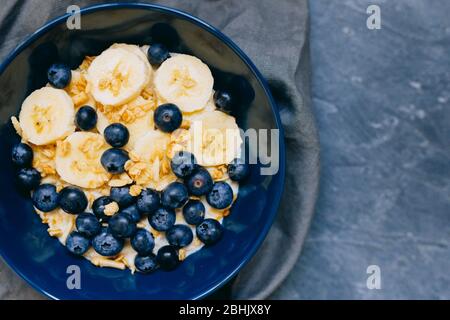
xmin=222 ymin=209 xmax=231 ymax=217
xmin=125 ymin=160 xmax=152 ymax=186
xmin=66 ymin=72 xmax=87 ymax=96
xmin=32 ymin=144 xmax=57 ymax=177
xmin=72 ymin=92 xmax=89 ymax=107
xmin=129 ymin=185 xmax=143 ymax=197
xmin=108 ymin=172 xmax=133 ymax=187
xmin=56 ymin=140 xmax=71 ymax=158
xmin=48 ymin=228 xmax=63 ymax=237
xmin=79 ymin=56 xmax=96 ymax=71
xmin=210 ymin=165 xmax=228 ymax=181
xmin=180 ymin=119 xmax=191 ymax=129
xmin=167 ymin=128 xmax=191 ymax=158
xmin=104 ymin=202 xmax=119 ymax=216
xmin=79 ymin=136 xmax=105 ymax=160
xmin=91 ymin=256 xmax=126 ymax=270
xmin=179 ymin=249 xmax=187 ymax=261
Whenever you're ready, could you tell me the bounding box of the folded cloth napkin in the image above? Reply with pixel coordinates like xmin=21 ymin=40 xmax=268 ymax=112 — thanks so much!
xmin=0 ymin=0 xmax=319 ymax=300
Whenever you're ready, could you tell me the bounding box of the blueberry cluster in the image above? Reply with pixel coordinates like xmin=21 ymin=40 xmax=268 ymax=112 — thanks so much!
xmin=12 ymin=140 xmax=249 ymax=274
xmin=11 ymin=58 xmax=250 ymax=274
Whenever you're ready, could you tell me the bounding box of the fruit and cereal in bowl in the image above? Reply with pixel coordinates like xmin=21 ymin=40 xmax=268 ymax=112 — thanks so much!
xmin=0 ymin=3 xmax=284 ymax=300
xmin=10 ymin=41 xmax=250 ymax=274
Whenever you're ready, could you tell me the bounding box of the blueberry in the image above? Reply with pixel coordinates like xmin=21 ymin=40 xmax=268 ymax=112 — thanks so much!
xmin=182 ymin=200 xmax=205 ymax=225
xmin=110 ymin=185 xmax=136 ymax=208
xmin=108 ymin=212 xmax=136 ymax=239
xmin=166 ymin=225 xmax=193 ymax=247
xmin=59 ymin=186 xmax=88 ymax=214
xmin=121 ymin=204 xmax=141 ymax=223
xmin=16 ymin=168 xmax=41 ymax=191
xmin=101 ymin=148 xmax=129 ymax=174
xmin=161 ymin=182 xmax=188 ymax=209
xmin=206 ymin=182 xmax=233 ymax=209
xmin=76 ymin=213 xmax=101 ymax=238
xmin=196 ymin=219 xmax=223 ymax=245
xmin=92 ymin=230 xmax=124 ymax=256
xmin=154 ymin=103 xmax=182 ymax=133
xmin=32 ymin=183 xmax=59 ymax=212
xmin=147 ymin=43 xmax=170 ymax=65
xmin=11 ymin=143 xmax=33 ymax=167
xmin=65 ymin=231 xmax=90 ymax=255
xmin=185 ymin=168 xmax=213 ymax=196
xmin=75 ymin=106 xmax=97 ymax=131
xmin=136 ymin=188 xmax=160 ymax=214
xmin=213 ymin=90 xmax=233 ymax=111
xmin=156 ymin=245 xmax=179 ymax=270
xmin=47 ymin=63 xmax=71 ymax=89
xmin=170 ymin=151 xmax=197 ymax=178
xmin=135 ymin=254 xmax=158 ymax=273
xmin=227 ymin=158 xmax=250 ymax=181
xmin=104 ymin=123 xmax=129 ymax=147
xmin=148 ymin=207 xmax=176 ymax=231
xmin=92 ymin=196 xmax=114 ymax=221
xmin=131 ymin=228 xmax=154 ymax=255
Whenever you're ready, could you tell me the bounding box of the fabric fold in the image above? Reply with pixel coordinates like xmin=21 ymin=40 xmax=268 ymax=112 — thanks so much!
xmin=0 ymin=0 xmax=319 ymax=300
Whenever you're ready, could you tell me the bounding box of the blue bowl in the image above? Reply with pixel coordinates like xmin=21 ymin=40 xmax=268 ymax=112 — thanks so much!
xmin=0 ymin=3 xmax=285 ymax=300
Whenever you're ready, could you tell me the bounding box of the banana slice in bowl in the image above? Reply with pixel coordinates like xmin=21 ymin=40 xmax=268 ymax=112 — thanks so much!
xmin=184 ymin=93 xmax=216 ymax=122
xmin=109 ymin=43 xmax=151 ymax=70
xmin=18 ymin=87 xmax=75 ymax=145
xmin=154 ymin=54 xmax=214 ymax=113
xmin=188 ymin=110 xmax=243 ymax=166
xmin=87 ymin=47 xmax=151 ymax=106
xmin=55 ymin=132 xmax=111 ymax=188
xmin=131 ymin=129 xmax=170 ymax=160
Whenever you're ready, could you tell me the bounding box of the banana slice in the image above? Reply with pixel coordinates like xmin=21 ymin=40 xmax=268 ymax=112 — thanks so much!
xmin=154 ymin=54 xmax=214 ymax=113
xmin=126 ymin=130 xmax=177 ymax=190
xmin=167 ymin=128 xmax=192 ymax=159
xmin=55 ymin=132 xmax=111 ymax=188
xmin=132 ymin=130 xmax=170 ymax=161
xmin=95 ymin=109 xmax=110 ymax=134
xmin=109 ymin=43 xmax=151 ymax=70
xmin=184 ymin=92 xmax=216 ymax=122
xmin=188 ymin=110 xmax=242 ymax=166
xmin=140 ymin=45 xmax=150 ymax=61
xmin=87 ymin=47 xmax=151 ymax=106
xmin=124 ymin=111 xmax=155 ymax=150
xmin=18 ymin=87 xmax=75 ymax=145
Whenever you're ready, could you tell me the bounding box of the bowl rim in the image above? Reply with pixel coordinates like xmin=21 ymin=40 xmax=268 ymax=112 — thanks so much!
xmin=0 ymin=2 xmax=286 ymax=300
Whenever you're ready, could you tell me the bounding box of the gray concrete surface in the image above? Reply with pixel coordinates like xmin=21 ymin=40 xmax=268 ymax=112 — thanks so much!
xmin=270 ymin=0 xmax=450 ymax=299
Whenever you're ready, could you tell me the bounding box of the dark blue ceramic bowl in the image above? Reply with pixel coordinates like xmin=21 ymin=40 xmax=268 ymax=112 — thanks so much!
xmin=0 ymin=3 xmax=285 ymax=300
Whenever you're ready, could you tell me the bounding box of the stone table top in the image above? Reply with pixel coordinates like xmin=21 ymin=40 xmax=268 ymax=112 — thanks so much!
xmin=270 ymin=0 xmax=450 ymax=299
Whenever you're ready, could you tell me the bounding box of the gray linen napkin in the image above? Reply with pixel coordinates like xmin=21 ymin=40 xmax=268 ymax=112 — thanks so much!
xmin=0 ymin=0 xmax=319 ymax=300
